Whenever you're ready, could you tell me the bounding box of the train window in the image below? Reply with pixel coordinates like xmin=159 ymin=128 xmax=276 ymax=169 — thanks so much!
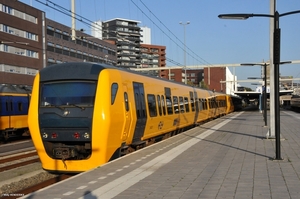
xmin=214 ymin=98 xmax=218 ymax=108
xmin=147 ymin=94 xmax=157 ymax=117
xmin=18 ymin=102 xmax=23 ymax=111
xmin=179 ymin=97 xmax=185 ymax=113
xmin=141 ymin=93 xmax=146 ymax=117
xmin=164 ymin=87 xmax=173 ymax=115
xmin=190 ymin=92 xmax=195 ymax=112
xmin=161 ymin=95 xmax=166 ymax=115
xmin=135 ymin=93 xmax=140 ymax=119
xmin=166 ymin=97 xmax=173 ymax=115
xmin=40 ymin=81 xmax=96 ymax=107
xmin=191 ymin=98 xmax=195 ymax=111
xmin=157 ymin=95 xmax=162 ymax=116
xmin=173 ymin=96 xmax=179 ymax=114
xmin=6 ymin=100 xmax=12 ymax=111
xmin=199 ymin=99 xmax=203 ymax=111
xmin=111 ymin=83 xmax=118 ymax=105
xmin=194 ymin=92 xmax=199 ymax=112
xmin=184 ymin=97 xmax=189 ymax=112
xmin=124 ymin=92 xmax=129 ymax=111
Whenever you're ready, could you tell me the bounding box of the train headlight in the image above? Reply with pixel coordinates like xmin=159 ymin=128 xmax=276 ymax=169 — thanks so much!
xmin=84 ymin=132 xmax=90 ymax=139
xmin=42 ymin=132 xmax=48 ymax=138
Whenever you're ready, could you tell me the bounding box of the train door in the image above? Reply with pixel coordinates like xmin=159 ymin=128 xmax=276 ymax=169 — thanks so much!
xmin=193 ymin=91 xmax=199 ymax=123
xmin=4 ymin=96 xmax=13 ymax=128
xmin=121 ymin=86 xmax=131 ymax=141
xmin=132 ymin=82 xmax=147 ymax=143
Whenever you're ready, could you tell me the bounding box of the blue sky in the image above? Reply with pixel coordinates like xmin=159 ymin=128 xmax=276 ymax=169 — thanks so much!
xmin=20 ymin=0 xmax=300 ymax=89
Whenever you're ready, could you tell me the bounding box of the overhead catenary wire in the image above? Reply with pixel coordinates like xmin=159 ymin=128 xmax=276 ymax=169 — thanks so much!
xmin=35 ymin=0 xmax=212 ymax=68
xmin=134 ymin=0 xmax=215 ymax=67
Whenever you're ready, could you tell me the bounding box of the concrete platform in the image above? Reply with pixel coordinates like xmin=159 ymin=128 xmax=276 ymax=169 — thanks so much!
xmin=19 ymin=110 xmax=300 ymax=199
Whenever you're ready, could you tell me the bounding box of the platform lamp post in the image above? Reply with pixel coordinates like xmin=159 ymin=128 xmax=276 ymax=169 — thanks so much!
xmin=179 ymin=21 xmax=190 ymax=84
xmin=241 ymin=61 xmax=291 ymax=127
xmin=219 ymin=10 xmax=300 ymax=160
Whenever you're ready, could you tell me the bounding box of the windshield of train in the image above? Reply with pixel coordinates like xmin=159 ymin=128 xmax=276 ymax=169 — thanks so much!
xmin=40 ymin=81 xmax=96 ymax=107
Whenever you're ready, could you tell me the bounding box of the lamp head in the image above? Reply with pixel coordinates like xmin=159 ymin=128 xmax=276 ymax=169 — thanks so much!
xmin=218 ymin=14 xmax=252 ymax=20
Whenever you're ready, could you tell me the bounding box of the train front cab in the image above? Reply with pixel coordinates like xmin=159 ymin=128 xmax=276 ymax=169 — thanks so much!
xmin=226 ymin=95 xmax=235 ymax=114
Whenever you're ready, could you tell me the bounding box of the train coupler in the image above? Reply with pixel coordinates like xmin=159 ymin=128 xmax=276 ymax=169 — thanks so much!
xmin=53 ymin=147 xmax=77 ymax=160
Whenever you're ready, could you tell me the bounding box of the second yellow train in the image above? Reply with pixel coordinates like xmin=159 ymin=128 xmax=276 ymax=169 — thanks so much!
xmin=28 ymin=62 xmax=240 ymax=173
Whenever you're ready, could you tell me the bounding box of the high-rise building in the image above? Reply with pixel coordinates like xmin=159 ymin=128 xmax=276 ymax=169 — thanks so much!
xmin=0 ymin=0 xmax=118 ymax=86
xmin=102 ymin=18 xmax=142 ymax=69
xmin=140 ymin=44 xmax=165 ymax=77
xmin=91 ymin=20 xmax=103 ymax=40
xmin=140 ymin=26 xmax=151 ymax=44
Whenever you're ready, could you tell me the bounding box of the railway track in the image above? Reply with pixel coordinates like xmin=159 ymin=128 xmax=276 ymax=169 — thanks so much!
xmin=0 ymin=151 xmax=39 ymax=172
xmin=0 ymin=137 xmax=31 ymax=145
xmin=0 ymin=150 xmax=75 ymax=199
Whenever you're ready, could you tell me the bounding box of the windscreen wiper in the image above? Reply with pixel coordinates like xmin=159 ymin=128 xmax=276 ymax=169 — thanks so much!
xmin=66 ymin=103 xmax=85 ymax=110
xmin=46 ymin=104 xmax=65 ymax=111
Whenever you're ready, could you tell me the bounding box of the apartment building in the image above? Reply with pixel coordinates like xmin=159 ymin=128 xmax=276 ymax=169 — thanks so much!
xmin=0 ymin=0 xmax=44 ymax=85
xmin=0 ymin=0 xmax=118 ymax=86
xmin=46 ymin=19 xmax=117 ymax=66
xmin=102 ymin=18 xmax=142 ymax=69
xmin=140 ymin=44 xmax=166 ymax=77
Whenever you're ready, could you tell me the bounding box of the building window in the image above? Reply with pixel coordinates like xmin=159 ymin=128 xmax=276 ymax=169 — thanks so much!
xmin=70 ymin=48 xmax=76 ymax=57
xmin=0 ymin=63 xmax=37 ymax=75
xmin=62 ymin=31 xmax=70 ymax=41
xmin=26 ymin=32 xmax=37 ymax=41
xmin=1 ymin=4 xmax=37 ymax=24
xmin=54 ymin=32 xmax=61 ymax=39
xmin=47 ymin=42 xmax=54 ymax=52
xmin=26 ymin=50 xmax=38 ymax=58
xmin=2 ymin=5 xmax=13 ymax=14
xmin=55 ymin=44 xmax=62 ymax=54
xmin=77 ymin=50 xmax=82 ymax=59
xmin=47 ymin=29 xmax=54 ymax=36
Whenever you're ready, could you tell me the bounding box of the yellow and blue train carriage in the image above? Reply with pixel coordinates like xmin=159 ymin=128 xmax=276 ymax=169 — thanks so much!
xmin=0 ymin=84 xmax=31 ymax=140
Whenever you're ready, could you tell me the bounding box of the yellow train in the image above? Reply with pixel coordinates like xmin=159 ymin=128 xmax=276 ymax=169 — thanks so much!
xmin=28 ymin=62 xmax=239 ymax=173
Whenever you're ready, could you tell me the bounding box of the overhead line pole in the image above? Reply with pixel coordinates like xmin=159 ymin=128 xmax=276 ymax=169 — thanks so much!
xmin=179 ymin=21 xmax=190 ymax=84
xmin=71 ymin=0 xmax=76 ymax=40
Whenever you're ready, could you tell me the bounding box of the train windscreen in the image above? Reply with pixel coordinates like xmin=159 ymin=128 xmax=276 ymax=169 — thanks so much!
xmin=40 ymin=81 xmax=96 ymax=107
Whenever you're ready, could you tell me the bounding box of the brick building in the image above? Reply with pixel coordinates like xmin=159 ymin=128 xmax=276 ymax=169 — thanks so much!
xmin=204 ymin=67 xmax=226 ymax=92
xmin=0 ymin=0 xmax=117 ymax=86
xmin=140 ymin=44 xmax=166 ymax=77
xmin=0 ymin=0 xmax=44 ymax=85
xmin=46 ymin=19 xmax=117 ymax=66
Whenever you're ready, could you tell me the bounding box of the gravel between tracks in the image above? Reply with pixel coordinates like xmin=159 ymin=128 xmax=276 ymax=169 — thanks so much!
xmin=0 ymin=163 xmax=57 ymax=196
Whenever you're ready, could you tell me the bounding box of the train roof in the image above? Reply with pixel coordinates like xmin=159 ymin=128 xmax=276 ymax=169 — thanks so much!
xmin=39 ymin=62 xmax=115 ymax=82
xmin=0 ymin=84 xmax=32 ymax=94
xmin=40 ymin=62 xmax=226 ymax=95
